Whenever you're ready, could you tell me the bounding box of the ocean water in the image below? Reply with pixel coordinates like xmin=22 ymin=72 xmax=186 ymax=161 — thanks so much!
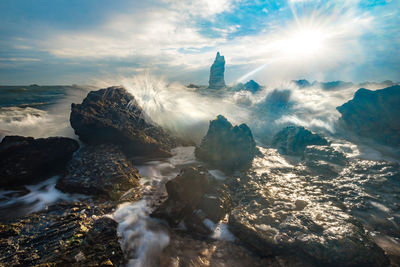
xmin=0 ymin=85 xmax=94 ymax=139
xmin=0 ymin=78 xmax=399 ymax=266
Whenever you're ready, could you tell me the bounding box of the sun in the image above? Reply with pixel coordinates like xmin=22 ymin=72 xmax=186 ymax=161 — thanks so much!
xmin=280 ymin=27 xmax=327 ymax=58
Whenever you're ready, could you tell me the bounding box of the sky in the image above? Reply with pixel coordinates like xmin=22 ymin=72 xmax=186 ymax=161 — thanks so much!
xmin=0 ymin=0 xmax=399 ymax=85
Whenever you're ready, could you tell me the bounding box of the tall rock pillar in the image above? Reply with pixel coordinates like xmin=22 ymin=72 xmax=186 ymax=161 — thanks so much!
xmin=208 ymin=52 xmax=226 ymax=89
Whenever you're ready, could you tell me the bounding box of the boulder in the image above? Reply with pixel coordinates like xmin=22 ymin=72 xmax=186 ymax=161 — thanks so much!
xmin=208 ymin=52 xmax=226 ymax=89
xmin=152 ymin=166 xmax=231 ymax=237
xmin=336 ymin=85 xmax=400 ymax=146
xmin=195 ymin=115 xmax=258 ymax=171
xmin=70 ymin=86 xmax=180 ymax=157
xmin=56 ymin=144 xmax=141 ymax=201
xmin=272 ymin=126 xmax=328 ymax=156
xmin=151 ymin=166 xmax=211 ymax=226
xmin=0 ymin=136 xmax=79 ymax=189
xmin=0 ymin=201 xmax=125 ymax=266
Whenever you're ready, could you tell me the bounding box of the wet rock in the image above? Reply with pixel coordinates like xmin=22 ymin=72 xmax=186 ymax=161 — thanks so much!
xmin=70 ymin=86 xmax=181 ymax=157
xmin=160 ymin=231 xmax=282 ymax=267
xmin=336 ymin=85 xmax=400 ymax=146
xmin=272 ymin=126 xmax=328 ymax=156
xmin=195 ymin=115 xmax=258 ymax=171
xmin=303 ymin=145 xmax=348 ymax=165
xmin=198 ymin=184 xmax=231 ymax=223
xmin=151 ymin=166 xmax=212 ymax=226
xmin=226 ymin=147 xmax=390 ymax=266
xmin=56 ymin=144 xmax=141 ymax=201
xmin=0 ymin=136 xmax=79 ymax=189
xmin=0 ymin=201 xmax=125 ymax=266
xmin=208 ymin=52 xmax=226 ymax=89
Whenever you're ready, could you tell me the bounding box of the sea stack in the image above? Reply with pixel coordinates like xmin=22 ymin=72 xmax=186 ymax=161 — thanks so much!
xmin=208 ymin=52 xmax=226 ymax=89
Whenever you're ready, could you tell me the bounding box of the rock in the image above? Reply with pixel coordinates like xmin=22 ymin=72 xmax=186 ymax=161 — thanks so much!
xmin=293 ymin=79 xmax=311 ymax=88
xmin=0 ymin=201 xmax=125 ymax=266
xmin=56 ymin=144 xmax=141 ymax=201
xmin=195 ymin=115 xmax=258 ymax=171
xmin=226 ymin=162 xmax=390 ymax=266
xmin=151 ymin=166 xmax=212 ymax=226
xmin=319 ymin=80 xmax=353 ymax=90
xmin=303 ymin=145 xmax=348 ymax=165
xmin=70 ymin=86 xmax=180 ymax=157
xmin=198 ymin=184 xmax=231 ymax=223
xmin=336 ymin=85 xmax=400 ymax=146
xmin=208 ymin=52 xmax=226 ymax=89
xmin=187 ymin=84 xmax=201 ymax=89
xmin=0 ymin=136 xmax=79 ymax=189
xmin=230 ymin=80 xmax=261 ymax=93
xmin=272 ymin=126 xmax=328 ymax=156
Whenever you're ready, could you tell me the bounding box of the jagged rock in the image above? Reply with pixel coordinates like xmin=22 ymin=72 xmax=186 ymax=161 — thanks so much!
xmin=70 ymin=86 xmax=181 ymax=157
xmin=0 ymin=136 xmax=79 ymax=189
xmin=151 ymin=166 xmax=212 ymax=226
xmin=56 ymin=144 xmax=141 ymax=201
xmin=0 ymin=201 xmax=125 ymax=266
xmin=195 ymin=115 xmax=257 ymax=171
xmin=272 ymin=126 xmax=328 ymax=156
xmin=336 ymin=85 xmax=400 ymax=146
xmin=244 ymin=80 xmax=261 ymax=92
xmin=208 ymin=52 xmax=226 ymax=89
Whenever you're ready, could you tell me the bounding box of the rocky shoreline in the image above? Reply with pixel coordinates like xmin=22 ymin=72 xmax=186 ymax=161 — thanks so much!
xmin=1 ymin=85 xmax=399 ymax=266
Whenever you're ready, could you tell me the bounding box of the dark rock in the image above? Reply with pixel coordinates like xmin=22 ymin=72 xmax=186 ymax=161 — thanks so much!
xmin=70 ymin=86 xmax=180 ymax=157
xmin=244 ymin=80 xmax=261 ymax=93
xmin=318 ymin=80 xmax=353 ymax=90
xmin=187 ymin=84 xmax=201 ymax=89
xmin=272 ymin=126 xmax=328 ymax=156
xmin=151 ymin=166 xmax=211 ymax=226
xmin=0 ymin=136 xmax=79 ymax=189
xmin=0 ymin=201 xmax=125 ymax=266
xmin=336 ymin=85 xmax=400 ymax=146
xmin=195 ymin=115 xmax=258 ymax=171
xmin=198 ymin=184 xmax=231 ymax=223
xmin=229 ymin=80 xmax=261 ymax=93
xmin=208 ymin=52 xmax=226 ymax=89
xmin=56 ymin=144 xmax=141 ymax=201
xmin=293 ymin=79 xmax=311 ymax=88
xmin=152 ymin=166 xmax=231 ymax=237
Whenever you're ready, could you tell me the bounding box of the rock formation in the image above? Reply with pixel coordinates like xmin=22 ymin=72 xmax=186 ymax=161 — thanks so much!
xmin=226 ymin=153 xmax=390 ymax=266
xmin=70 ymin=86 xmax=181 ymax=157
xmin=56 ymin=144 xmax=141 ymax=201
xmin=336 ymin=85 xmax=400 ymax=146
xmin=0 ymin=136 xmax=79 ymax=189
xmin=0 ymin=201 xmax=124 ymax=266
xmin=195 ymin=115 xmax=258 ymax=171
xmin=272 ymin=126 xmax=328 ymax=156
xmin=244 ymin=80 xmax=261 ymax=92
xmin=208 ymin=52 xmax=226 ymax=89
xmin=151 ymin=166 xmax=231 ymax=235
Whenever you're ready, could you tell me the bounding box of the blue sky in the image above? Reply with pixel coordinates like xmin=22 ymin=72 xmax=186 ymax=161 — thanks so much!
xmin=0 ymin=0 xmax=399 ymax=85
